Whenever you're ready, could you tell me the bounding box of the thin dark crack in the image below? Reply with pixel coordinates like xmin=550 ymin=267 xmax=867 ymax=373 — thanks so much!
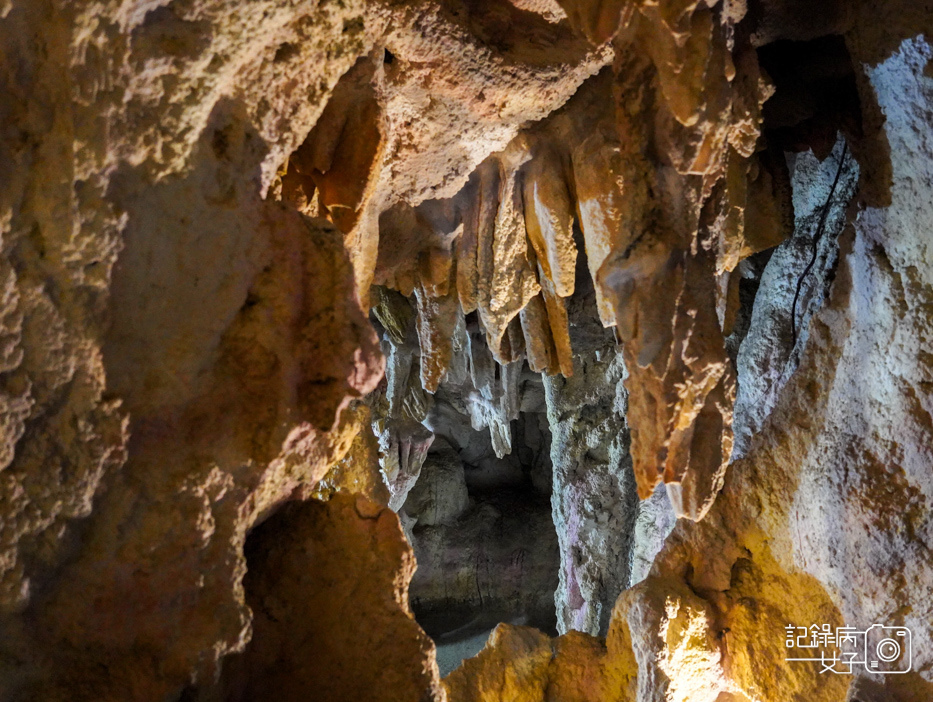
xmin=791 ymin=140 xmax=849 ymax=346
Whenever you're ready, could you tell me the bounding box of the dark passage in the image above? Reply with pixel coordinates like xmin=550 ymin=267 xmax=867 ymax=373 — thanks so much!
xmin=406 ymin=382 xmax=559 ymax=676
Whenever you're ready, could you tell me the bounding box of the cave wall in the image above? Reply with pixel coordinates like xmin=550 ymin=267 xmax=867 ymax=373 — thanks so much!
xmin=0 ymin=0 xmax=931 ymax=701
xmin=446 ymin=4 xmax=933 ymax=702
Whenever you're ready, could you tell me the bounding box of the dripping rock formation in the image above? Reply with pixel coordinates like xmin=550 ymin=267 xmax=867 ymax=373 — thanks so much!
xmin=0 ymin=0 xmax=932 ymax=701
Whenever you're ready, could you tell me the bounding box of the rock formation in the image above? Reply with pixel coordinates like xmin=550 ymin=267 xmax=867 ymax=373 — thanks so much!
xmin=0 ymin=0 xmax=931 ymax=700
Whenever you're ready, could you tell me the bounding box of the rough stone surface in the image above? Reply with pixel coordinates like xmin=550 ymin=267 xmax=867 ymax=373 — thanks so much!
xmin=544 ymin=319 xmax=638 ymax=637
xmin=732 ymin=136 xmax=859 ymax=460
xmin=404 ymin=441 xmax=470 ymax=527
xmin=2 ymin=0 xmax=933 ymax=700
xmin=629 ymin=483 xmax=677 ymax=587
xmin=219 ymin=493 xmax=442 ymax=702
xmin=409 ymin=489 xmax=559 ymax=638
xmin=437 ymin=7 xmax=933 ymax=702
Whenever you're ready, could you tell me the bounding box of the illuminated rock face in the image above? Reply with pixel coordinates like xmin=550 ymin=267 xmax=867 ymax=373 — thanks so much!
xmin=0 ymin=1 xmax=932 ymax=701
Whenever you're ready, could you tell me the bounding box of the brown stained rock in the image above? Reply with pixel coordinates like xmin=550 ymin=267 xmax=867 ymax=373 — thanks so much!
xmin=345 ymin=2 xmax=614 ymax=304
xmin=554 ymin=0 xmax=638 ymax=45
xmin=611 ymin=247 xmax=736 ymax=518
xmin=474 ymin=158 xmax=502 ymax=326
xmin=313 ymin=402 xmax=391 ymax=507
xmin=277 ymin=157 xmax=321 ymax=219
xmin=506 ymin=0 xmax=568 ymax=24
xmin=374 ymin=194 xmax=462 ymax=303
xmin=452 ymin=22 xmax=933 ymax=698
xmin=289 ymin=56 xmax=386 ymax=234
xmin=522 ymin=145 xmax=577 ymax=298
xmin=415 ymin=283 xmax=460 ymax=393
xmin=444 ymin=624 xmax=552 ymax=702
xmin=506 ymin=314 xmax=529 ymax=364
xmin=520 ymin=293 xmax=559 ymax=375
xmin=666 ymin=369 xmax=735 ymax=520
xmin=419 ymin=243 xmax=457 ymax=298
xmin=546 ymin=630 xmax=633 ymax=702
xmin=220 ymin=494 xmax=443 ymax=702
xmin=539 ymin=274 xmax=575 ymax=378
xmin=444 ymin=624 xmax=637 ymax=702
xmin=642 ymin=7 xmax=762 ymax=182
xmin=478 ymin=148 xmax=542 ymax=361
xmin=444 ymin=541 xmax=849 ymax=702
xmin=743 ymin=146 xmax=795 ymax=258
xmin=706 ymin=146 xmax=790 ymax=276
xmin=373 ymin=0 xmax=774 ymax=519
xmin=570 ymin=130 xmax=629 ymax=329
xmin=585 ymin=0 xmax=773 ymax=511
xmin=376 ymin=203 xmax=437 ymax=297
xmin=639 ymin=2 xmax=716 ymax=129
xmin=566 ymin=66 xmax=656 ymax=331
xmin=5 ymin=0 xmax=933 ymax=699
xmin=603 ymin=554 xmax=850 ymax=702
xmin=73 ymin=0 xmax=386 ymax=191
xmin=372 ymin=284 xmax=417 ymax=347
xmin=374 ymin=1 xmax=612 ymax=207
xmin=17 ymin=208 xmax=383 ymax=699
xmin=456 ymin=173 xmax=482 ymax=314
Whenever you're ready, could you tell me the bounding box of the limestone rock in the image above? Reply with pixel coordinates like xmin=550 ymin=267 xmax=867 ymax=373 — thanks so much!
xmin=443 ymin=624 xmax=552 ymax=702
xmin=443 ymin=623 xmax=637 ymax=702
xmin=732 ymin=137 xmax=858 ymax=460
xmin=522 ymin=144 xmax=577 ymax=299
xmin=378 ymin=417 xmax=435 ymax=513
xmin=219 ymin=494 xmax=443 ymax=701
xmin=404 ymin=441 xmax=470 ymax=526
xmin=3 ymin=0 xmax=933 ymax=700
xmin=409 ymin=490 xmax=559 ymax=635
xmin=478 ymin=146 xmax=542 ymax=358
xmin=629 ymin=483 xmax=677 ymax=587
xmin=313 ymin=402 xmax=391 ymax=507
xmin=544 ymin=340 xmax=639 ymax=637
xmin=441 ymin=11 xmax=933 ymax=702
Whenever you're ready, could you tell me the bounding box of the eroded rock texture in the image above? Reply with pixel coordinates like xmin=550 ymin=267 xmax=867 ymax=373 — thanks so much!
xmin=368 ymin=0 xmax=784 ymax=526
xmin=440 ymin=4 xmax=933 ymax=702
xmin=218 ymin=493 xmax=442 ymax=702
xmin=0 ymin=0 xmax=932 ymax=700
xmin=542 ymin=274 xmax=638 ymax=637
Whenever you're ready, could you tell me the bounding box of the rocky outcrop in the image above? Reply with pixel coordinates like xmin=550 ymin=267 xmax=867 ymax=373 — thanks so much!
xmin=218 ymin=493 xmax=442 ymax=702
xmin=0 ymin=0 xmax=604 ymax=695
xmin=369 ymin=0 xmax=782 ymax=523
xmin=732 ymin=136 xmax=859 ymax=459
xmin=437 ymin=6 xmax=933 ymax=701
xmin=1 ymin=0 xmax=932 ymax=700
xmin=542 ymin=272 xmax=639 ymax=637
xmin=409 ymin=487 xmax=559 ymax=642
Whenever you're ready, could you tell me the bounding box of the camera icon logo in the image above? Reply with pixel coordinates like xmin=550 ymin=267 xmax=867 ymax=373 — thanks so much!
xmin=864 ymin=624 xmax=912 ymax=674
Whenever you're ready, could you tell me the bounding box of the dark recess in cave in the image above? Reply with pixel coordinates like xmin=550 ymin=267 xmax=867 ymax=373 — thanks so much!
xmin=408 ymin=397 xmax=559 ymax=677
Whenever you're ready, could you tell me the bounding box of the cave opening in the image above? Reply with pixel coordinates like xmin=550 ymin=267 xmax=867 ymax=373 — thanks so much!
xmin=231 ymin=17 xmax=873 ymax=692
xmin=407 ymin=401 xmax=558 ymax=677
xmin=7 ymin=0 xmax=933 ymax=699
xmin=368 ymin=295 xmax=563 ymax=677
xmin=362 ymin=211 xmax=645 ymax=675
